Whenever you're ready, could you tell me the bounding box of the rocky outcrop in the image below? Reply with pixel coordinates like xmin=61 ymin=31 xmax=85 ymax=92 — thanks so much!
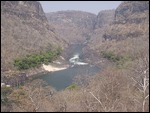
xmin=103 ymin=1 xmax=149 ymax=40
xmin=1 ymin=1 xmax=46 ymax=20
xmin=115 ymin=1 xmax=149 ymax=24
xmin=1 ymin=1 xmax=66 ymax=71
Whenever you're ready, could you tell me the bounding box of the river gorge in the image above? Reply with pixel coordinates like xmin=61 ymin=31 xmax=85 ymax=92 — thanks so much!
xmin=33 ymin=42 xmax=101 ymax=90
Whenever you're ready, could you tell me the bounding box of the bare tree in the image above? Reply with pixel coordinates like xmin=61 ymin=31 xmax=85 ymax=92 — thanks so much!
xmin=129 ymin=54 xmax=149 ymax=112
xmin=8 ymin=79 xmax=56 ymax=112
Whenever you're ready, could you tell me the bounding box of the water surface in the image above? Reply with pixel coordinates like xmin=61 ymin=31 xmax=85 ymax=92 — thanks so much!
xmin=34 ymin=65 xmax=100 ymax=90
xmin=33 ymin=43 xmax=100 ymax=90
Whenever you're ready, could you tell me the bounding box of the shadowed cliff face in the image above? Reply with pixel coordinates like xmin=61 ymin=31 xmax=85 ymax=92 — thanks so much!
xmin=1 ymin=1 xmax=66 ymax=70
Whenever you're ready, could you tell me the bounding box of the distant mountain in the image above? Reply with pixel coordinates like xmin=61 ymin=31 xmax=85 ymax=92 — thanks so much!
xmin=46 ymin=9 xmax=116 ymax=45
xmin=1 ymin=1 xmax=66 ymax=71
xmin=46 ymin=10 xmax=97 ymax=43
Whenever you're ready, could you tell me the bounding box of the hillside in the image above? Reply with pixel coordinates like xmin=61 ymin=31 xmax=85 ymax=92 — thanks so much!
xmin=84 ymin=1 xmax=149 ymax=65
xmin=1 ymin=1 xmax=66 ymax=71
xmin=46 ymin=10 xmax=97 ymax=43
xmin=95 ymin=9 xmax=115 ymax=28
xmin=104 ymin=1 xmax=149 ymax=40
xmin=88 ymin=10 xmax=115 ymax=49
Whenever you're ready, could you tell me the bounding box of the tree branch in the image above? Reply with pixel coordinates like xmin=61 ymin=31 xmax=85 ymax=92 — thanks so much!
xmin=90 ymin=92 xmax=106 ymax=111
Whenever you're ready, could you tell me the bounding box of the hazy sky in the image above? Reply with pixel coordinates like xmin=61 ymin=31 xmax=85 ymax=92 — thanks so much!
xmin=39 ymin=1 xmax=122 ymax=14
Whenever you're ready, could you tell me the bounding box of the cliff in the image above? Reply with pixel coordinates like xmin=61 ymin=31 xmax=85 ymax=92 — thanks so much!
xmin=1 ymin=1 xmax=66 ymax=71
xmin=103 ymin=1 xmax=149 ymax=40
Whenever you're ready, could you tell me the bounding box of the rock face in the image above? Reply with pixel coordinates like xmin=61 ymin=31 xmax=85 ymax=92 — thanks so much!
xmin=1 ymin=1 xmax=66 ymax=70
xmin=95 ymin=9 xmax=115 ymax=28
xmin=103 ymin=1 xmax=149 ymax=40
xmin=46 ymin=10 xmax=97 ymax=43
xmin=115 ymin=1 xmax=149 ymax=24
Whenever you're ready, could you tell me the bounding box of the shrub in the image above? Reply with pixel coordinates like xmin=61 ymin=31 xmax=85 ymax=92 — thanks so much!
xmin=66 ymin=84 xmax=78 ymax=90
xmin=1 ymin=87 xmax=12 ymax=104
xmin=14 ymin=47 xmax=62 ymax=70
xmin=101 ymin=51 xmax=121 ymax=62
xmin=101 ymin=51 xmax=132 ymax=68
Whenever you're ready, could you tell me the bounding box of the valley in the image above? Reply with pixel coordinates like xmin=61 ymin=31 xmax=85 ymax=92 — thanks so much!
xmin=1 ymin=1 xmax=149 ymax=112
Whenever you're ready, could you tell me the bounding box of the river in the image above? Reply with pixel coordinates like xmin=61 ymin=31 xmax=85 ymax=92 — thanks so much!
xmin=33 ymin=43 xmax=100 ymax=90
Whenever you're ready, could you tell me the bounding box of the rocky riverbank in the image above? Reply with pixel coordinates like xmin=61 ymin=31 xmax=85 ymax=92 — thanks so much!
xmin=1 ymin=55 xmax=68 ymax=87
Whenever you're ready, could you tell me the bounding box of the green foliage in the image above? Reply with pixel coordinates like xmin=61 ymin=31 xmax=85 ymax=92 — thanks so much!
xmin=101 ymin=51 xmax=132 ymax=68
xmin=1 ymin=87 xmax=12 ymax=104
xmin=66 ymin=84 xmax=78 ymax=90
xmin=14 ymin=47 xmax=62 ymax=70
xmin=102 ymin=51 xmax=121 ymax=62
xmin=116 ymin=56 xmax=132 ymax=69
xmin=56 ymin=47 xmax=62 ymax=56
xmin=1 ymin=87 xmax=12 ymax=96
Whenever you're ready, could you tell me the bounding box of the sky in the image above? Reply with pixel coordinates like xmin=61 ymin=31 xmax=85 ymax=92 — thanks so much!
xmin=39 ymin=1 xmax=122 ymax=15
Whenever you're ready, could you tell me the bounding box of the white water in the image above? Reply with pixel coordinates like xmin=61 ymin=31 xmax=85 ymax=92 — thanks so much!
xmin=69 ymin=54 xmax=88 ymax=66
xmin=35 ymin=44 xmax=100 ymax=90
xmin=69 ymin=54 xmax=79 ymax=63
xmin=42 ymin=53 xmax=88 ymax=72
